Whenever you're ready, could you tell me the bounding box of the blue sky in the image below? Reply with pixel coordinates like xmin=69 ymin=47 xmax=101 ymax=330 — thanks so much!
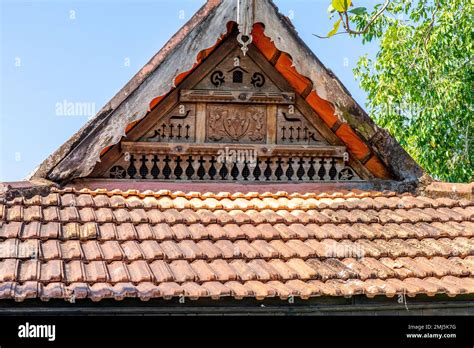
xmin=0 ymin=0 xmax=377 ymax=182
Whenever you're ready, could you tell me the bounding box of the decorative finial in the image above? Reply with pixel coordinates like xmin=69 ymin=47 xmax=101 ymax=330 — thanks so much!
xmin=236 ymin=0 xmax=255 ymax=55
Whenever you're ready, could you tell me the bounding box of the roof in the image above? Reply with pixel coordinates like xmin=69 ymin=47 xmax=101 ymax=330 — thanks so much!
xmin=4 ymin=0 xmax=471 ymax=309
xmin=1 ymin=186 xmax=473 ymax=302
xmin=29 ymin=0 xmax=422 ymax=185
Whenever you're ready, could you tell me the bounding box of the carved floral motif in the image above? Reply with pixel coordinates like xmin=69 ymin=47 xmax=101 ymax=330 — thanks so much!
xmin=207 ymin=104 xmax=266 ymax=143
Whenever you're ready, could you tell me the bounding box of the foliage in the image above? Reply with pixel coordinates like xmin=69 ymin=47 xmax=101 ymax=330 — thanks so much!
xmin=325 ymin=0 xmax=473 ymax=182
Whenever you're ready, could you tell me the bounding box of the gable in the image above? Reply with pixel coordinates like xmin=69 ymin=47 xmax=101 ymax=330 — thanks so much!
xmin=29 ymin=0 xmax=423 ymax=186
xmin=88 ymin=32 xmax=372 ymax=183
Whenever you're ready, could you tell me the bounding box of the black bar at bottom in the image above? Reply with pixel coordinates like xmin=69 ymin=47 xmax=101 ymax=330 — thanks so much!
xmin=0 ymin=315 xmax=472 ymax=346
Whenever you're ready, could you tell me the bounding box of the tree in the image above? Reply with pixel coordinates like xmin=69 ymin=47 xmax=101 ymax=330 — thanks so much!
xmin=319 ymin=0 xmax=473 ymax=182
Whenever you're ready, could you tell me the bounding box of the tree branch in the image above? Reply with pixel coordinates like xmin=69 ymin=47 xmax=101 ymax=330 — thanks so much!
xmin=314 ymin=0 xmax=391 ymax=39
xmin=340 ymin=0 xmax=391 ymax=35
xmin=423 ymin=0 xmax=441 ymax=80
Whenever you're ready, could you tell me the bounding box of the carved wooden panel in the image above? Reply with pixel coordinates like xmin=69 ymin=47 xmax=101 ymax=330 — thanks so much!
xmin=276 ymin=105 xmax=326 ymax=145
xmin=195 ymin=47 xmax=279 ymax=92
xmin=180 ymin=89 xmax=295 ymax=104
xmin=206 ymin=104 xmax=266 ymax=143
xmin=139 ymin=103 xmax=196 ymax=143
xmin=95 ymin=43 xmax=368 ymax=182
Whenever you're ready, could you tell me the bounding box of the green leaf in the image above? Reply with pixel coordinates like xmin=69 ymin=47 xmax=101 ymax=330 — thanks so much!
xmin=348 ymin=7 xmax=367 ymax=15
xmin=348 ymin=0 xmax=472 ymax=182
xmin=332 ymin=0 xmax=352 ymax=12
xmin=327 ymin=18 xmax=341 ymax=37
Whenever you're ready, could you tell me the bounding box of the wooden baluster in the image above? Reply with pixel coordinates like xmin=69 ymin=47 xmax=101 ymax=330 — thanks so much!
xmin=264 ymin=158 xmax=272 ymax=181
xmin=286 ymin=158 xmax=295 ymax=181
xmin=163 ymin=155 xmax=172 ymax=179
xmin=127 ymin=155 xmax=137 ymax=179
xmin=151 ymin=155 xmax=160 ymax=179
xmin=219 ymin=157 xmax=229 ymax=180
xmin=208 ymin=156 xmax=217 ymax=180
xmin=307 ymin=157 xmax=316 ymax=180
xmin=329 ymin=158 xmax=338 ymax=180
xmin=253 ymin=158 xmax=262 ymax=181
xmin=275 ymin=158 xmax=284 ymax=181
xmin=242 ymin=157 xmax=250 ymax=181
xmin=139 ymin=155 xmax=149 ymax=179
xmin=296 ymin=157 xmax=305 ymax=181
xmin=318 ymin=158 xmax=327 ymax=181
xmin=197 ymin=156 xmax=206 ymax=180
xmin=231 ymin=159 xmax=240 ymax=181
xmin=174 ymin=156 xmax=183 ymax=180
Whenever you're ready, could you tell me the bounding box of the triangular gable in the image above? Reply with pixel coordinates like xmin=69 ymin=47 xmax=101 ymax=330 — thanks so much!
xmin=89 ymin=35 xmax=365 ymax=182
xmin=29 ymin=0 xmax=423 ymax=186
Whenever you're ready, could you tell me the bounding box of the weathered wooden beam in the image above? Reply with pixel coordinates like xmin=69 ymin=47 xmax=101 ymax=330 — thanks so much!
xmin=266 ymin=104 xmax=277 ymax=144
xmin=180 ymin=89 xmax=295 ymax=104
xmin=120 ymin=141 xmax=347 ymax=158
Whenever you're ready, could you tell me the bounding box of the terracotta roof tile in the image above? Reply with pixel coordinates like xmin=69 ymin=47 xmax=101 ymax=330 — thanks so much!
xmin=40 ymin=260 xmax=63 ymax=282
xmin=81 ymin=241 xmax=102 ymax=261
xmin=229 ymin=260 xmax=257 ymax=281
xmin=6 ymin=206 xmax=23 ymax=222
xmin=201 ymin=281 xmax=229 ymax=300
xmin=138 ymin=241 xmax=163 ymax=260
xmin=0 ymin=259 xmax=18 ymax=282
xmin=111 ymin=282 xmax=137 ymax=300
xmin=126 ymin=261 xmax=152 ymax=283
xmin=18 ymin=259 xmax=39 ymax=282
xmin=65 ymin=260 xmax=85 ymax=283
xmin=62 ymin=223 xmax=80 ymax=240
xmin=158 ymin=282 xmax=184 ymax=299
xmin=190 ymin=260 xmax=216 ymax=281
xmin=1 ymin=188 xmax=473 ymax=301
xmin=0 ymin=222 xmax=21 ymax=239
xmin=209 ymin=260 xmax=237 ymax=281
xmin=148 ymin=260 xmax=173 ymax=283
xmin=41 ymin=240 xmax=61 ymax=260
xmin=152 ymin=223 xmax=173 ymax=240
xmin=84 ymin=261 xmax=108 ymax=282
xmin=41 ymin=222 xmax=61 ymax=239
xmin=60 ymin=240 xmax=82 ymax=260
xmin=223 ymin=280 xmax=250 ymax=299
xmin=19 ymin=222 xmax=38 ymax=239
xmin=88 ymin=282 xmax=113 ymax=301
xmin=116 ymin=223 xmax=138 ymax=241
xmin=14 ymin=281 xmax=39 ymax=302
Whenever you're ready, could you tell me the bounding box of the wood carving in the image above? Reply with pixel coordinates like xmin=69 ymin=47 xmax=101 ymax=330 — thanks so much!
xmin=277 ymin=105 xmax=326 ymax=145
xmin=139 ymin=103 xmax=196 ymax=143
xmin=196 ymin=47 xmax=278 ymax=92
xmin=95 ymin=41 xmax=367 ymax=182
xmin=207 ymin=104 xmax=266 ymax=143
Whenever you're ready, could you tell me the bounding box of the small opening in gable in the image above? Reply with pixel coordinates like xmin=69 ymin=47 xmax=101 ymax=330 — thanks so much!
xmin=233 ymin=70 xmax=243 ymax=83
